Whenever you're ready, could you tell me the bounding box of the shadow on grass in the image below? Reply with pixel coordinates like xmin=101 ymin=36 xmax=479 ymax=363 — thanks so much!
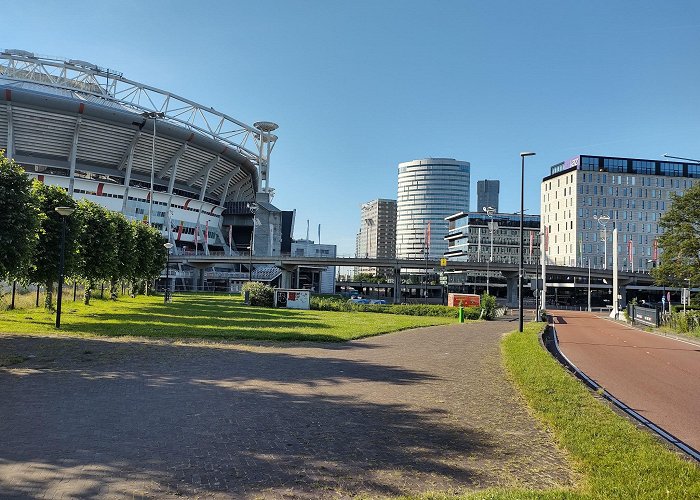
xmin=0 ymin=335 xmax=496 ymax=498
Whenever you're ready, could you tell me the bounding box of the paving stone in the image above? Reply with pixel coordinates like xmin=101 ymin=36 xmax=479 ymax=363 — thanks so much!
xmin=0 ymin=322 xmax=574 ymax=498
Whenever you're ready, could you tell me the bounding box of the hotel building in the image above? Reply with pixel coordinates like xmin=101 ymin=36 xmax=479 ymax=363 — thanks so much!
xmin=542 ymin=155 xmax=699 ymax=270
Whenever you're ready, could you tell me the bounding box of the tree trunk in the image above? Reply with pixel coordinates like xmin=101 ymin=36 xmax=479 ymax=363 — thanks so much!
xmin=44 ymin=281 xmax=54 ymax=311
xmin=110 ymin=279 xmax=118 ymax=300
xmin=84 ymin=280 xmax=93 ymax=305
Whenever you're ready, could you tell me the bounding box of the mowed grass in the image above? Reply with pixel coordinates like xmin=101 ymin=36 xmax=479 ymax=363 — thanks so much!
xmin=494 ymin=323 xmax=698 ymax=499
xmin=403 ymin=322 xmax=700 ymax=500
xmin=0 ymin=293 xmax=455 ymax=341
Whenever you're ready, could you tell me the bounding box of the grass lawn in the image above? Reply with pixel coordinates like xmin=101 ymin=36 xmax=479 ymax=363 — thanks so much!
xmin=0 ymin=293 xmax=455 ymax=342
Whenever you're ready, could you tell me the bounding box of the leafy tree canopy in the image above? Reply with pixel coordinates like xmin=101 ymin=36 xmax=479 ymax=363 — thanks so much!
xmin=0 ymin=151 xmax=40 ymax=280
xmin=26 ymin=182 xmax=79 ymax=289
xmin=652 ymin=182 xmax=700 ymax=286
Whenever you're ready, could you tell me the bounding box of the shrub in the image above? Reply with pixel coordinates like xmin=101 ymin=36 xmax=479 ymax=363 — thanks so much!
xmin=309 ymin=296 xmax=483 ymax=319
xmin=242 ymin=281 xmax=274 ymax=307
xmin=480 ymin=293 xmax=497 ymax=320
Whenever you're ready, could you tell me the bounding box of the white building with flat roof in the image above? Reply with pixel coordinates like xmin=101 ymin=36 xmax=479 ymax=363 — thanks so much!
xmin=541 ymin=155 xmax=699 ymax=270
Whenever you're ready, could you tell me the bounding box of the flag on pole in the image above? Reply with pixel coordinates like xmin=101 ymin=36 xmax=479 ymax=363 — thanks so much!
xmin=204 ymin=220 xmax=209 ymax=246
xmin=177 ymin=221 xmax=183 ymax=241
xmin=652 ymin=239 xmax=658 ymax=261
xmin=529 ymin=231 xmax=534 ymax=257
xmin=194 ymin=225 xmax=199 ymax=246
xmin=628 ymin=239 xmax=634 ymax=272
xmin=477 ymin=227 xmax=482 ymax=262
xmin=544 ymin=226 xmax=549 ymax=249
xmin=425 ymin=221 xmax=431 ymax=253
xmin=228 ymin=225 xmax=232 ymax=250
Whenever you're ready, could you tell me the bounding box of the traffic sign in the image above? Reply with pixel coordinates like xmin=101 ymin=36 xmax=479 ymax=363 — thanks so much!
xmin=440 ymin=258 xmax=447 ymax=267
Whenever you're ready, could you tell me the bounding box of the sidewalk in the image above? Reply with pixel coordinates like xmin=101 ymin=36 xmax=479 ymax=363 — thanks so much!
xmin=0 ymin=324 xmax=574 ymax=498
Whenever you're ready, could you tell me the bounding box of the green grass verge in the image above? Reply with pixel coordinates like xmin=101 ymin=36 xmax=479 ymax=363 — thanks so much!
xmin=496 ymin=323 xmax=699 ymax=499
xmin=403 ymin=323 xmax=700 ymax=500
xmin=0 ymin=293 xmax=455 ymax=342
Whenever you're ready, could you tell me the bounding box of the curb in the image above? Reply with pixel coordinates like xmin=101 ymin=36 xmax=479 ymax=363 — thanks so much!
xmin=542 ymin=324 xmax=700 ymax=463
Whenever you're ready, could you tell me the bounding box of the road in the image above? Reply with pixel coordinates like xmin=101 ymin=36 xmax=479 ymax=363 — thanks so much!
xmin=551 ymin=310 xmax=700 ymax=451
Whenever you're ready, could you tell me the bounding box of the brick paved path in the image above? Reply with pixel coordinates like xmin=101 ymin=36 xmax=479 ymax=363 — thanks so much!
xmin=0 ymin=323 xmax=573 ymax=498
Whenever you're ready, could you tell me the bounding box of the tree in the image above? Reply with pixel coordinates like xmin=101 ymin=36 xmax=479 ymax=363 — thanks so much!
xmin=109 ymin=212 xmax=136 ymax=298
xmin=130 ymin=221 xmax=167 ymax=295
xmin=26 ymin=183 xmax=78 ymax=309
xmin=652 ymin=182 xmax=700 ymax=287
xmin=0 ymin=151 xmax=40 ymax=280
xmin=74 ymin=200 xmax=118 ymax=304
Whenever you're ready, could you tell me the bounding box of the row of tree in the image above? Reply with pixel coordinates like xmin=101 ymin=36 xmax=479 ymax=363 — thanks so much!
xmin=1 ymin=151 xmax=168 ymax=308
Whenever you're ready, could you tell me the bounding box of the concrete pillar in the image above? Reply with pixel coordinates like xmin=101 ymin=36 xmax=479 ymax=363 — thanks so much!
xmin=504 ymin=272 xmax=519 ymax=307
xmin=393 ymin=267 xmax=402 ymax=304
xmin=280 ymin=270 xmax=293 ymax=289
xmin=199 ymin=268 xmax=205 ymax=292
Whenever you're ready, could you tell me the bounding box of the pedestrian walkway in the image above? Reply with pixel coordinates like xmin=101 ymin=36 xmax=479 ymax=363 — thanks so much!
xmin=0 ymin=323 xmax=573 ymax=498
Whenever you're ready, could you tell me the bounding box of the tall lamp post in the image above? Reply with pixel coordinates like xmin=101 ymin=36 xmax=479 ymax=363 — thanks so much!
xmin=519 ymin=152 xmax=536 ymax=332
xmin=142 ymin=111 xmax=165 ymax=226
xmin=247 ymin=202 xmax=258 ymax=281
xmin=594 ymin=214 xmax=610 ymax=269
xmin=55 ymin=206 xmax=75 ymax=329
xmin=164 ymin=242 xmax=174 ymax=303
xmin=483 ymin=206 xmax=496 ymax=295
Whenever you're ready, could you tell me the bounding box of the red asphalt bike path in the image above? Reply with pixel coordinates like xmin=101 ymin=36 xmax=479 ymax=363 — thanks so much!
xmin=550 ymin=310 xmax=700 ymax=451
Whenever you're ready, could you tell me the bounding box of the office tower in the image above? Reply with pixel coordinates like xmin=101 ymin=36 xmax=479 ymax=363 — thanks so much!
xmin=477 ymin=179 xmax=500 ymax=212
xmin=355 ymin=199 xmax=397 ymax=275
xmin=396 ymin=158 xmax=470 ymax=259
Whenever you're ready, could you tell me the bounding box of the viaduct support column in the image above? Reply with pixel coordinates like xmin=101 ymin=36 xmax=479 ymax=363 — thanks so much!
xmin=279 ymin=270 xmax=294 ymax=289
xmin=504 ymin=271 xmax=519 ymax=308
xmin=393 ymin=267 xmax=402 ymax=304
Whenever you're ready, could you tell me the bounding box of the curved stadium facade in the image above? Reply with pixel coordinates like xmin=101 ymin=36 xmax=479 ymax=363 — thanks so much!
xmin=0 ymin=49 xmax=276 ymax=254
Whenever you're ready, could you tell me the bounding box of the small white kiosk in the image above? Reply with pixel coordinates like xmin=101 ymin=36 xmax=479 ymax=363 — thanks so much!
xmin=274 ymin=289 xmax=311 ymax=310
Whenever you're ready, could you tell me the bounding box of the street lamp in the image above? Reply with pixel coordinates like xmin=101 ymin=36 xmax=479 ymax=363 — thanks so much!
xmin=55 ymin=206 xmax=75 ymax=329
xmin=594 ymin=214 xmax=610 ymax=269
xmin=483 ymin=206 xmax=496 ymax=295
xmin=142 ymin=111 xmax=165 ymax=226
xmin=247 ymin=202 xmax=258 ymax=281
xmin=164 ymin=242 xmax=174 ymax=303
xmin=519 ymin=152 xmax=536 ymax=333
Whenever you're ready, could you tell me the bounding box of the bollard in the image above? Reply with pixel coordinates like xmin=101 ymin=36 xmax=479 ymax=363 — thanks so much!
xmin=458 ymin=304 xmax=464 ymax=323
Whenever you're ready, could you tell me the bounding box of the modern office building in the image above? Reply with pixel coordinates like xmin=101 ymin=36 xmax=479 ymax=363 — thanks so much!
xmin=396 ymin=158 xmax=470 ymax=259
xmin=541 ymin=155 xmax=699 ymax=270
xmin=477 ymin=179 xmax=500 ymax=212
xmin=355 ymin=198 xmax=397 ymax=275
xmin=444 ymin=211 xmax=541 ymax=264
xmin=291 ymin=240 xmax=337 ymax=294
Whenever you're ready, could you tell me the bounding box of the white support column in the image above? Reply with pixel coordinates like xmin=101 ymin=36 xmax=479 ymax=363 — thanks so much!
xmin=611 ymin=228 xmax=619 ymax=319
xmin=6 ymin=103 xmax=14 ymax=159
xmin=541 ymin=236 xmax=547 ymax=313
xmin=198 ymin=156 xmax=218 ymax=202
xmin=67 ymin=116 xmax=82 ymax=195
xmin=120 ymin=132 xmax=140 ymax=213
xmin=224 ymin=179 xmax=246 ymax=203
xmin=204 ymin=167 xmax=239 ymax=203
xmin=158 ymin=143 xmax=187 ymax=180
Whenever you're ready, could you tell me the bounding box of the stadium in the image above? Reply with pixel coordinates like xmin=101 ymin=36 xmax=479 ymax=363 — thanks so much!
xmin=0 ymin=49 xmax=285 ymax=289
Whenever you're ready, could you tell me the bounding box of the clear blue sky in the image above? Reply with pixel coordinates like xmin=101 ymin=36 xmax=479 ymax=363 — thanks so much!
xmin=5 ymin=1 xmax=700 ymax=255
